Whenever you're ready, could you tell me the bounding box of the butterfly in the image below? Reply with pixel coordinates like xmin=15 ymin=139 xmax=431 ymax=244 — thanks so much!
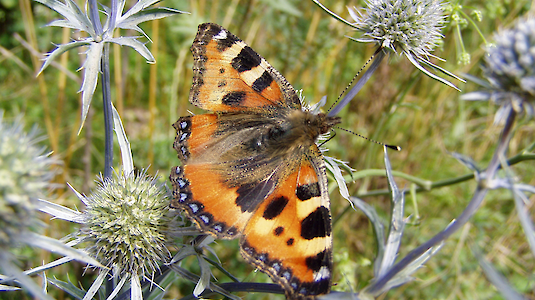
xmin=170 ymin=23 xmax=341 ymax=299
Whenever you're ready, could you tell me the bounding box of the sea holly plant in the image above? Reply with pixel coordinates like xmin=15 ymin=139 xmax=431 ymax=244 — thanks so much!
xmin=462 ymin=17 xmax=535 ymax=123
xmin=34 ymin=109 xmax=177 ymax=300
xmin=312 ymin=0 xmax=464 ymax=116
xmin=35 ymin=0 xmax=186 ymax=176
xmin=459 ymin=16 xmax=535 ymax=298
xmin=0 ymin=113 xmax=103 ymax=300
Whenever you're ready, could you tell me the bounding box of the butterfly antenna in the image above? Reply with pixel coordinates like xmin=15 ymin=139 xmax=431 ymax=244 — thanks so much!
xmin=336 ymin=126 xmax=401 ymax=151
xmin=327 ymin=47 xmax=383 ymax=113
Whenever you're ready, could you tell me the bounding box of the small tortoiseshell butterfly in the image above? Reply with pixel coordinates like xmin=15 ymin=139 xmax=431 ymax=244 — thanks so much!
xmin=170 ymin=23 xmax=341 ymax=299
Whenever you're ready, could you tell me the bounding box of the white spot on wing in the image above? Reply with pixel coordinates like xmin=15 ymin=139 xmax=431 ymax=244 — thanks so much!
xmin=313 ymin=266 xmax=330 ymax=281
xmin=214 ymin=30 xmax=227 ymax=40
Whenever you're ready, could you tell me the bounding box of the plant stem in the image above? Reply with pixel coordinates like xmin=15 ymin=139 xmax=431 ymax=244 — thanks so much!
xmin=328 ymin=48 xmax=385 ymax=117
xmin=101 ymin=43 xmax=113 ymax=179
xmin=366 ymin=110 xmax=517 ymax=295
xmin=88 ymin=0 xmax=103 ymax=36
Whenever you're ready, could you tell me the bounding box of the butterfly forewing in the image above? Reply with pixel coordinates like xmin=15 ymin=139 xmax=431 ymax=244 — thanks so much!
xmin=190 ymin=23 xmax=301 ymax=112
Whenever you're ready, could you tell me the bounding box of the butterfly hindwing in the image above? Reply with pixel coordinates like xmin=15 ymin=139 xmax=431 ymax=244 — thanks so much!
xmin=190 ymin=23 xmax=301 ymax=112
xmin=241 ymin=149 xmax=332 ymax=299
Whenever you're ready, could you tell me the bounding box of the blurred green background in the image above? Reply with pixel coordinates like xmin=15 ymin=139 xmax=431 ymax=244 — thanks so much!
xmin=1 ymin=0 xmax=534 ymax=299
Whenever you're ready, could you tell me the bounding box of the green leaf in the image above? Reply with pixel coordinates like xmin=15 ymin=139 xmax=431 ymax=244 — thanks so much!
xmin=112 ymin=105 xmax=134 ymax=176
xmin=117 ymin=7 xmax=187 ymax=37
xmin=405 ymin=52 xmax=461 ymax=91
xmin=377 ymin=146 xmax=406 ymax=278
xmin=79 ymin=42 xmax=104 ymax=133
xmin=109 ymin=36 xmax=154 ymax=63
xmin=194 ymin=256 xmax=212 ymax=297
xmin=38 ymin=40 xmax=91 ymax=75
xmin=349 ymin=196 xmax=386 ymax=275
xmin=25 ymin=257 xmax=74 ymax=277
xmin=34 ymin=0 xmax=95 ymax=36
xmin=0 ymin=255 xmax=55 ymax=300
xmin=20 ymin=232 xmax=104 ymax=268
xmin=0 ymin=284 xmax=20 ymax=291
xmin=48 ymin=277 xmax=86 ymax=300
xmin=82 ymin=269 xmax=107 ymax=300
xmin=472 ymin=245 xmax=525 ymax=300
xmin=120 ymin=0 xmax=162 ymax=20
xmin=36 ymin=198 xmax=84 ymax=223
xmin=131 ymin=275 xmax=143 ymax=300
xmin=325 ymin=156 xmax=349 ymax=200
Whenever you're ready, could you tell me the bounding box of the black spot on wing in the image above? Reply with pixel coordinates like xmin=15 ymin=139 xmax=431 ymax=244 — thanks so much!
xmin=222 ymin=91 xmax=246 ymax=106
xmin=286 ymin=238 xmax=294 ymax=246
xmin=300 ymin=206 xmax=331 ymax=240
xmin=293 ymin=277 xmax=331 ymax=297
xmin=231 ymin=46 xmax=261 ymax=73
xmin=200 ymin=23 xmax=220 ymax=39
xmin=274 ymin=226 xmax=284 ymax=236
xmin=216 ymin=36 xmax=237 ymax=51
xmin=207 ymin=27 xmax=239 ymax=52
xmin=296 ymin=182 xmax=321 ymax=201
xmin=263 ymin=196 xmax=288 ymax=220
xmin=235 ymin=180 xmax=275 ymax=213
xmin=252 ymin=71 xmax=273 ymax=93
xmin=305 ymin=250 xmax=329 ymax=272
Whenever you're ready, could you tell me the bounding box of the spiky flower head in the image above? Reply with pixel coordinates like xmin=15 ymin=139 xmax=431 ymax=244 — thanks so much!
xmin=0 ymin=114 xmax=56 ymax=249
xmin=477 ymin=18 xmax=535 ymax=119
xmin=350 ymin=0 xmax=445 ymax=58
xmin=79 ymin=171 xmax=173 ymax=277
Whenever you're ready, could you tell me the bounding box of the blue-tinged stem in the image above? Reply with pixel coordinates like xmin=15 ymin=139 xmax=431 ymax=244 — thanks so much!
xmin=88 ymin=0 xmax=103 ymax=36
xmin=88 ymin=0 xmax=114 ymax=293
xmin=328 ymin=48 xmax=385 ymax=117
xmin=101 ymin=43 xmax=113 ymax=179
xmin=108 ymin=0 xmax=118 ymax=37
xmin=366 ymin=110 xmax=517 ymax=295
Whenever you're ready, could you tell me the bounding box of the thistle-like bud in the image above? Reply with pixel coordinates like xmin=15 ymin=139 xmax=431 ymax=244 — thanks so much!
xmin=483 ymin=18 xmax=535 ymax=117
xmin=350 ymin=0 xmax=445 ymax=58
xmin=79 ymin=171 xmax=173 ymax=277
xmin=0 ymin=114 xmax=56 ymax=249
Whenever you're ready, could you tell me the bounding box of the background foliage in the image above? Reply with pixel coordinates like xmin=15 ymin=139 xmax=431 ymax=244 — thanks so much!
xmin=1 ymin=0 xmax=534 ymax=299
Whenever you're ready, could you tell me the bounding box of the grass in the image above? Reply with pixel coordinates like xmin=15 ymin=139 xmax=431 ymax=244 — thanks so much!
xmin=1 ymin=0 xmax=534 ymax=299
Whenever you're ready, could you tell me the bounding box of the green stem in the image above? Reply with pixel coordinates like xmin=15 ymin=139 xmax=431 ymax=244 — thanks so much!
xmin=353 ymin=151 xmax=535 ymax=198
xmin=366 ymin=110 xmax=517 ymax=295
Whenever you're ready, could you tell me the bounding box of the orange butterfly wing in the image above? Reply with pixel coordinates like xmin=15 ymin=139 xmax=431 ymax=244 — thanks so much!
xmin=241 ymin=152 xmax=332 ymax=299
xmin=190 ymin=23 xmax=301 ymax=111
xmin=170 ymin=23 xmax=339 ymax=299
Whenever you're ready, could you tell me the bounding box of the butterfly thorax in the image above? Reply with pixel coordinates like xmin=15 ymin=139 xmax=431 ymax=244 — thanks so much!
xmin=272 ymin=110 xmax=341 ymax=154
xmin=202 ymin=109 xmax=340 ymax=188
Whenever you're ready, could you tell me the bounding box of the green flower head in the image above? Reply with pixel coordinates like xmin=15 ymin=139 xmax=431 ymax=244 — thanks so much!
xmin=350 ymin=0 xmax=446 ymax=58
xmin=79 ymin=171 xmax=174 ymax=277
xmin=0 ymin=114 xmax=56 ymax=248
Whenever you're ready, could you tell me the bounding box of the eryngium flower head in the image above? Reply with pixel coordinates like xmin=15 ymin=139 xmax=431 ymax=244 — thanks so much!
xmin=79 ymin=171 xmax=172 ymax=277
xmin=350 ymin=0 xmax=445 ymax=58
xmin=0 ymin=114 xmax=55 ymax=248
xmin=462 ymin=17 xmax=535 ymax=121
xmin=485 ymin=18 xmax=535 ymax=115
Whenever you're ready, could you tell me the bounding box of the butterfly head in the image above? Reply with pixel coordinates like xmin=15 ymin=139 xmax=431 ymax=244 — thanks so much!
xmin=285 ymin=110 xmax=341 ymax=145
